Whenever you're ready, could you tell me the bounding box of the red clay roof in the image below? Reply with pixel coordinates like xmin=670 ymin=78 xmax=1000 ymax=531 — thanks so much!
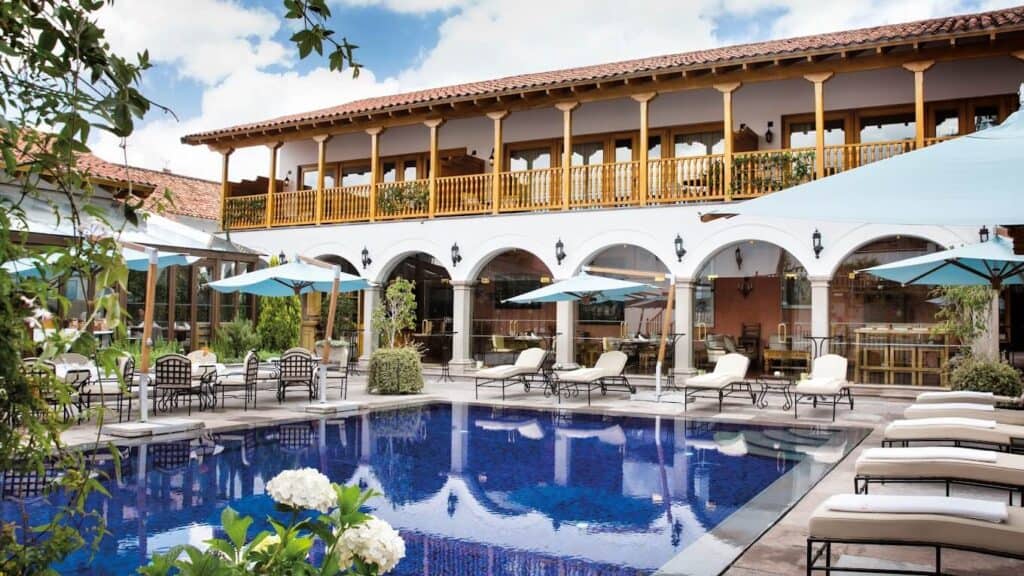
xmin=135 ymin=167 xmax=221 ymax=221
xmin=77 ymin=152 xmax=164 ymax=189
xmin=183 ymin=5 xmax=1024 ymax=143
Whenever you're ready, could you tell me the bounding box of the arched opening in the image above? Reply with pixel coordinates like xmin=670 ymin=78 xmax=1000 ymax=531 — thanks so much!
xmin=315 ymin=254 xmax=363 ymax=356
xmin=471 ymin=249 xmax=555 ymax=365
xmin=693 ymin=240 xmax=810 ymax=376
xmin=385 ymin=253 xmax=453 ymax=364
xmin=577 ymin=245 xmax=671 ymax=375
xmin=830 ymin=236 xmax=948 ymax=385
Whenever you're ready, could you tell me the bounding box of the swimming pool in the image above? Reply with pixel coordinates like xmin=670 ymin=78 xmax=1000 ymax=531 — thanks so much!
xmin=2 ymin=404 xmax=866 ymax=575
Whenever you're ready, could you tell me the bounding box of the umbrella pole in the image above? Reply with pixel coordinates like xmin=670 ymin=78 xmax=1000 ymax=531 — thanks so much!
xmin=655 ymin=277 xmax=676 ymax=399
xmin=319 ymin=268 xmax=341 ymax=404
xmin=138 ymin=248 xmax=158 ymax=423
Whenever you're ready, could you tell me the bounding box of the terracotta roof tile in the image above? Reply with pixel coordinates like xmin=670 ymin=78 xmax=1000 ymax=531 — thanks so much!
xmin=135 ymin=168 xmax=221 ymax=221
xmin=183 ymin=5 xmax=1024 ymax=143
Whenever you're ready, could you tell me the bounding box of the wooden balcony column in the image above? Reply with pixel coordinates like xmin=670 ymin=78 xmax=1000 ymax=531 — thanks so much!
xmin=313 ymin=134 xmax=332 ymax=224
xmin=265 ymin=142 xmax=282 ymax=228
xmin=215 ymin=146 xmax=233 ymax=230
xmin=632 ymin=92 xmax=657 ymax=206
xmin=424 ymin=117 xmax=445 ymax=218
xmin=366 ymin=127 xmax=384 ymax=222
xmin=902 ymin=60 xmax=934 ymax=148
xmin=803 ymin=72 xmax=834 ymax=180
xmin=714 ymin=82 xmax=741 ymax=201
xmin=486 ymin=110 xmax=509 ymax=214
xmin=555 ymin=101 xmax=579 ymax=210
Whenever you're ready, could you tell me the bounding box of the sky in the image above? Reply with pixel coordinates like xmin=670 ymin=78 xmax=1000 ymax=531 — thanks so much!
xmin=90 ymin=0 xmax=1019 ymax=182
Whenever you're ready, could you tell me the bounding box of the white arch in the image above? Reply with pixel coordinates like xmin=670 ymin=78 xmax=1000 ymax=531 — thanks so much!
xmin=568 ymin=228 xmax=676 ymax=277
xmin=373 ymin=238 xmax=452 ymax=284
xmin=681 ymin=221 xmax=817 ymax=279
xmin=463 ymin=237 xmax=556 ymax=282
xmin=823 ymin=224 xmax=968 ymax=278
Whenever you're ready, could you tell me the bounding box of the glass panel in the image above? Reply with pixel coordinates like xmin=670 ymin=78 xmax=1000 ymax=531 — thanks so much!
xmin=64 ymin=273 xmax=89 ymax=323
xmin=788 ymin=119 xmax=845 ymax=148
xmin=973 ymin=105 xmax=999 ymax=131
xmin=402 ymin=159 xmax=418 ymax=181
xmin=471 ymin=250 xmax=555 ymax=363
xmin=674 ymin=130 xmax=724 ymax=157
xmin=509 ymin=148 xmax=551 ymax=171
xmin=196 ymin=265 xmax=212 ymax=323
xmin=301 ymin=167 xmax=337 ymax=189
xmin=341 ymin=165 xmax=371 ymax=186
xmin=126 ymin=269 xmax=169 ymax=329
xmin=381 ymin=162 xmax=397 ymax=183
xmin=220 ymin=261 xmax=236 ymax=322
xmin=572 ymin=141 xmax=603 ymax=166
xmin=859 ymin=113 xmax=915 ymax=143
xmin=235 ymin=263 xmax=251 ymax=322
xmin=174 ymin=266 xmax=193 ymax=334
xmin=934 ymin=109 xmax=960 ymax=137
xmin=647 ymin=135 xmax=661 ymax=160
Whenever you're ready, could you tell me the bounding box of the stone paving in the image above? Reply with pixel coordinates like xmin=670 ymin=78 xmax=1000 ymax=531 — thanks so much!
xmin=58 ymin=370 xmax=1022 ymax=575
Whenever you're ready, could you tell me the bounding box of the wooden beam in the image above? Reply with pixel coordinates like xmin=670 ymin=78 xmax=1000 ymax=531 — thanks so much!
xmin=714 ymin=82 xmax=741 ymax=201
xmin=554 ymin=101 xmax=579 ymax=210
xmin=656 ymin=277 xmax=676 ymax=374
xmin=313 ymin=134 xmax=332 ymax=225
xmin=424 ymin=117 xmax=445 ymax=218
xmin=217 ymin=148 xmax=233 ymax=231
xmin=804 ymin=72 xmax=834 ymax=179
xmin=631 ymin=92 xmax=657 ymax=206
xmin=486 ymin=110 xmax=509 ymax=214
xmin=366 ymin=127 xmax=384 ymax=221
xmin=903 ymin=60 xmax=935 ymax=147
xmin=265 ymin=142 xmax=282 ymax=229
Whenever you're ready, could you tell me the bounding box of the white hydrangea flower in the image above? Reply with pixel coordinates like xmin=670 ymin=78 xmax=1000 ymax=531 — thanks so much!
xmin=335 ymin=516 xmax=405 ymax=574
xmin=265 ymin=468 xmax=336 ymax=513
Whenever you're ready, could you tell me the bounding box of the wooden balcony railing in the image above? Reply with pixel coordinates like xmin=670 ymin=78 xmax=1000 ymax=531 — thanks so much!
xmin=224 ymin=138 xmax=947 ymax=230
xmin=436 ymin=173 xmax=493 ymax=216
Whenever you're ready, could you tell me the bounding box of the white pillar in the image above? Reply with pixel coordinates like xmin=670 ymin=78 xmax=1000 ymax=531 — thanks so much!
xmin=556 ymin=300 xmax=576 ymax=365
xmin=810 ymin=277 xmax=830 ymax=340
xmin=360 ymin=285 xmax=382 ymax=363
xmin=451 ymin=282 xmax=474 ymax=369
xmin=673 ymin=281 xmax=695 ymax=375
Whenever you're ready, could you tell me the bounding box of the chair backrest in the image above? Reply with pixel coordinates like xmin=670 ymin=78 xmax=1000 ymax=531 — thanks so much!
xmin=155 ymin=354 xmax=192 ymax=388
xmin=812 ymin=354 xmax=848 ymax=381
xmin=705 ymin=334 xmax=726 ymax=351
xmin=54 ymin=352 xmax=89 ymax=366
xmin=514 ymin=347 xmax=547 ymax=370
xmin=187 ymin=349 xmax=217 ymax=365
xmin=491 ymin=334 xmax=505 ymax=349
xmin=283 ymin=347 xmax=311 ymax=357
xmin=119 ymin=355 xmax=135 ymax=387
xmin=242 ymin=350 xmax=259 ymax=384
xmin=280 ymin=348 xmax=314 ymax=382
xmin=594 ymin=350 xmax=628 ymax=375
xmin=713 ymin=353 xmax=750 ymax=378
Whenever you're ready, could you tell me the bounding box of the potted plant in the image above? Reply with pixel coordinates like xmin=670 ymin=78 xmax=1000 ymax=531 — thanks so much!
xmin=316 ymin=338 xmax=350 ymax=365
xmin=368 ymin=278 xmax=424 ymax=394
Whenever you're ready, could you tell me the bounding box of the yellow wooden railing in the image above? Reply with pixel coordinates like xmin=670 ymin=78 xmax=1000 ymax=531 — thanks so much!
xmin=922 ymin=135 xmax=956 ymax=148
xmin=646 ymin=154 xmax=727 ymax=204
xmin=223 ymin=137 xmax=951 ymax=229
xmin=497 ymin=167 xmax=561 ymax=212
xmin=568 ymin=161 xmax=639 ymax=208
xmin=436 ymin=173 xmax=493 ymax=216
xmin=375 ymin=179 xmax=430 ymax=220
xmin=322 ymin=184 xmax=371 ymax=223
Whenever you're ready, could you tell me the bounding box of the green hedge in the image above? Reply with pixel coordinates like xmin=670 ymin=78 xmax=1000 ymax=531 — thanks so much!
xmin=367 ymin=347 xmax=424 ymax=395
xmin=950 ymin=355 xmax=1022 ymax=398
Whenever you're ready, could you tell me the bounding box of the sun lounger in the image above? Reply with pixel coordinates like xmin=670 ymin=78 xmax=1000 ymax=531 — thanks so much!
xmin=883 ymin=417 xmax=1024 ymax=452
xmin=682 ymin=353 xmax=752 ymax=412
xmin=854 ymin=446 xmax=1024 ymax=505
xmin=915 ymin=390 xmax=998 ymax=405
xmin=794 ymin=355 xmax=853 ymax=421
xmin=904 ymin=402 xmax=1024 ymax=426
xmin=474 ymin=348 xmax=548 ymax=400
xmin=807 ymin=494 xmax=1024 ymax=574
xmin=554 ymin=351 xmax=631 ymax=405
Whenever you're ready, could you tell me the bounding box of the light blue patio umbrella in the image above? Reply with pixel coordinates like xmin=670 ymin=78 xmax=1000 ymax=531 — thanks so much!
xmin=3 ymin=248 xmax=194 ymax=278
xmin=503 ymin=272 xmax=652 ymax=304
xmin=208 ymin=256 xmax=369 ymax=405
xmin=706 ymin=89 xmax=1024 ymax=226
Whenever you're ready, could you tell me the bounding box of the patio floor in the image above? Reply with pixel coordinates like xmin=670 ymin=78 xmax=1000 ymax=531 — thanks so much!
xmin=58 ymin=369 xmax=1022 ymax=575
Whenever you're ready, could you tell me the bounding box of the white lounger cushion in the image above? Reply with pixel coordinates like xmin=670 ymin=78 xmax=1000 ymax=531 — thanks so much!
xmin=908 ymin=402 xmax=995 ymax=413
xmin=684 ymin=373 xmax=733 ymax=389
xmin=889 ymin=417 xmax=997 ymax=430
xmin=916 ymin=390 xmax=996 ymax=405
xmin=557 ymin=351 xmax=627 ymax=384
xmin=795 ymin=354 xmax=848 ymax=395
xmin=686 ymin=353 xmax=748 ymax=389
xmin=860 ymin=446 xmax=998 ymax=463
xmin=476 ymin=348 xmax=546 ymax=379
xmin=795 ymin=378 xmax=843 ymax=395
xmin=824 ymin=494 xmax=1008 ymax=524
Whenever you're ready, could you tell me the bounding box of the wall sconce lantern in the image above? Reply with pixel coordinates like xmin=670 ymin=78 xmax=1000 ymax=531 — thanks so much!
xmin=734 ymin=246 xmax=743 ymax=270
xmin=283 ymin=170 xmax=292 ymax=187
xmin=765 ymin=121 xmax=774 ymax=143
xmin=487 ymin=148 xmax=494 ymax=165
xmin=979 ymin=226 xmax=990 ymax=243
xmin=555 ymin=238 xmax=566 ymax=266
xmin=674 ymin=234 xmax=686 ymax=262
xmin=451 ymin=243 xmax=462 ymax=267
xmin=738 ymin=276 xmax=754 ymax=298
xmin=812 ymin=229 xmax=823 ymax=259
xmin=361 ymin=247 xmax=372 ymax=270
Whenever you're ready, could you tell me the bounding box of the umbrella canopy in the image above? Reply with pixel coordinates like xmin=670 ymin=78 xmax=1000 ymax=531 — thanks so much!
xmin=861 ymin=235 xmax=1024 ymax=288
xmin=207 ymin=259 xmax=369 ymax=296
xmin=706 ymin=93 xmax=1024 ymax=226
xmin=3 ymin=248 xmax=194 ymax=278
xmin=503 ymin=273 xmax=652 ymax=303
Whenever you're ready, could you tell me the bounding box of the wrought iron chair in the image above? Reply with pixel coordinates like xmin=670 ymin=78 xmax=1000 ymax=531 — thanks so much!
xmin=277 ymin=348 xmax=315 ymax=403
xmin=314 ymin=341 xmax=349 ymax=400
xmin=214 ymin=350 xmax=258 ymax=410
xmin=154 ymin=353 xmax=210 ymax=415
xmin=82 ymin=355 xmax=135 ymax=423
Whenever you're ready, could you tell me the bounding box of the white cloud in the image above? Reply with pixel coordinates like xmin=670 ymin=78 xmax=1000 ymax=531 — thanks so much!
xmin=333 ymin=0 xmax=466 ymax=14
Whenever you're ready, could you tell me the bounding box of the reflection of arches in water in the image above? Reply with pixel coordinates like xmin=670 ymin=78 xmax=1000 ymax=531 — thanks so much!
xmin=370 ymin=406 xmax=451 ymax=505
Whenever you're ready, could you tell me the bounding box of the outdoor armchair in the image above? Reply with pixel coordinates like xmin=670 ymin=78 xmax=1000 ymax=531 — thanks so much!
xmin=682 ymin=353 xmax=752 ymax=412
xmin=278 ymin=347 xmax=316 ymax=403
xmin=555 ymin=350 xmax=632 ymax=405
xmin=794 ymin=354 xmax=853 ymax=421
xmin=474 ymin=347 xmax=548 ymax=400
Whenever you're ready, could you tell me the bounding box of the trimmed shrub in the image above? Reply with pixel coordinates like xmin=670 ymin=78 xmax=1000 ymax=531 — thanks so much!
xmin=367 ymin=347 xmax=424 ymax=395
xmin=950 ymin=355 xmax=1022 ymax=398
xmin=213 ymin=317 xmax=261 ymax=362
xmin=257 ymin=294 xmax=301 ymax=353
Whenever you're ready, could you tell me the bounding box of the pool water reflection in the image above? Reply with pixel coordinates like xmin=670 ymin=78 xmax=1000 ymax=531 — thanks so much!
xmin=2 ymin=404 xmax=865 ymax=575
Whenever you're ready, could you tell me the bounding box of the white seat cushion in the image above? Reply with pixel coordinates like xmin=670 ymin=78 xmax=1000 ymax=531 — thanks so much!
xmin=557 ymin=368 xmax=604 ymax=383
xmin=684 ymin=373 xmax=733 ymax=389
xmin=796 ymin=377 xmax=844 ymax=395
xmin=476 ymin=365 xmax=526 ymax=379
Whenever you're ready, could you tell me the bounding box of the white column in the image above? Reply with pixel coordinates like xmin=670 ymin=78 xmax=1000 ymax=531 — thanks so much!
xmin=673 ymin=281 xmax=695 ymax=375
xmin=555 ymin=300 xmax=576 ymax=365
xmin=360 ymin=285 xmax=382 ymax=363
xmin=810 ymin=277 xmax=830 ymax=340
xmin=450 ymin=282 xmax=474 ymax=369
